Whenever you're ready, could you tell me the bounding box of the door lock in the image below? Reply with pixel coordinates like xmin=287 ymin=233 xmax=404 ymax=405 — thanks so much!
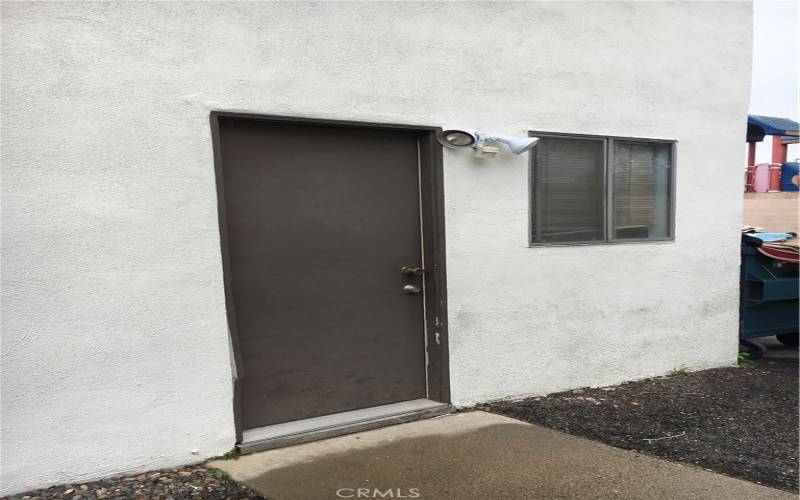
xmin=403 ymin=284 xmax=422 ymax=294
xmin=401 ymin=266 xmax=426 ymax=276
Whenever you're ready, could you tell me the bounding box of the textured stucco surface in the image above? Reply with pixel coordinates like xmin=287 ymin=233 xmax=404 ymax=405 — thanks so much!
xmin=1 ymin=1 xmax=751 ymax=495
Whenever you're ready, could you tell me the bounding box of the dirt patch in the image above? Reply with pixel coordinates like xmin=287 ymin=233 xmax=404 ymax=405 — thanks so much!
xmin=480 ymin=359 xmax=799 ymax=492
xmin=3 ymin=465 xmax=264 ymax=500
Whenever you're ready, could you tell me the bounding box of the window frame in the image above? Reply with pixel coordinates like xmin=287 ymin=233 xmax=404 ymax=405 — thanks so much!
xmin=528 ymin=131 xmax=677 ymax=247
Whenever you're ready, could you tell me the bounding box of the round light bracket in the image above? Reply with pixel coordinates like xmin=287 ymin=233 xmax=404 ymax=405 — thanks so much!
xmin=438 ymin=129 xmax=477 ymax=149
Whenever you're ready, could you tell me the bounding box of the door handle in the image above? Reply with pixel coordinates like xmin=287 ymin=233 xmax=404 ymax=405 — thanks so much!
xmin=403 ymin=284 xmax=421 ymax=294
xmin=401 ymin=266 xmax=426 ymax=276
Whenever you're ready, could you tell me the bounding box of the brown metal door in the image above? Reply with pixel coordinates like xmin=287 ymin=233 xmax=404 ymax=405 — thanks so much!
xmin=216 ymin=116 xmax=430 ymax=430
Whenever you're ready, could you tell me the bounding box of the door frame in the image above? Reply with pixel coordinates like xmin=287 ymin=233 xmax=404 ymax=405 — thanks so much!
xmin=209 ymin=111 xmax=451 ymax=442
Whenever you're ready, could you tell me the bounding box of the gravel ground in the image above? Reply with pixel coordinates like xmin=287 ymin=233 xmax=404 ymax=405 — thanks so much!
xmin=3 ymin=466 xmax=263 ymax=500
xmin=480 ymin=358 xmax=799 ymax=493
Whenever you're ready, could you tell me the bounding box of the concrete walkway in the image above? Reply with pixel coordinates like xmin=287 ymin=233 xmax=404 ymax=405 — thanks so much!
xmin=210 ymin=411 xmax=793 ymax=500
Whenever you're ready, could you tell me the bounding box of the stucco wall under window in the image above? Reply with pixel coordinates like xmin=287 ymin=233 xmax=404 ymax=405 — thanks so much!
xmin=1 ymin=2 xmax=751 ymax=495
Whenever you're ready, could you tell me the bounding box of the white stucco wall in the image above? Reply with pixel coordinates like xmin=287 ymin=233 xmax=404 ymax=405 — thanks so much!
xmin=1 ymin=1 xmax=751 ymax=495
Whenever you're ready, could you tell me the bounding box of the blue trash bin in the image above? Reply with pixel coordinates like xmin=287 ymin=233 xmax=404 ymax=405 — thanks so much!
xmin=739 ymin=237 xmax=799 ymax=349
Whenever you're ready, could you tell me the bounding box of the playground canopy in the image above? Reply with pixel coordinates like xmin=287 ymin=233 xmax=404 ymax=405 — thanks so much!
xmin=747 ymin=114 xmax=799 ymax=144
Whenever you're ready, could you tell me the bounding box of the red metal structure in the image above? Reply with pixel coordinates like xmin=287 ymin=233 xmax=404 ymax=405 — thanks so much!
xmin=745 ymin=115 xmax=799 ymax=192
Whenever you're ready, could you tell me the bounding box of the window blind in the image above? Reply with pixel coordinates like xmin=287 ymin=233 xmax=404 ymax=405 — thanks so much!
xmin=613 ymin=141 xmax=671 ymax=239
xmin=533 ymin=137 xmax=605 ymax=243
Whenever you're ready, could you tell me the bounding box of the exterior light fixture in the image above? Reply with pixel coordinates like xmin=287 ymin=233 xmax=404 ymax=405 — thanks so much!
xmin=438 ymin=129 xmax=478 ymax=148
xmin=488 ymin=134 xmax=540 ymax=155
xmin=437 ymin=128 xmax=540 ymax=158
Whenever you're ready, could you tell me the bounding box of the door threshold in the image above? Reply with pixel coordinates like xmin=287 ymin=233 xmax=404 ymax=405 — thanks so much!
xmin=239 ymin=399 xmax=452 ymax=454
